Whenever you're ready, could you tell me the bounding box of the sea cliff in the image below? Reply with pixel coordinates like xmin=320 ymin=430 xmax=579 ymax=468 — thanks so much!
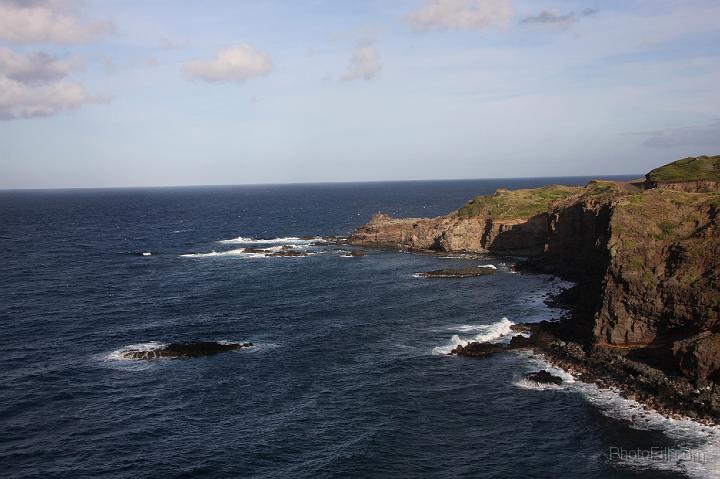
xmin=350 ymin=155 xmax=720 ymax=422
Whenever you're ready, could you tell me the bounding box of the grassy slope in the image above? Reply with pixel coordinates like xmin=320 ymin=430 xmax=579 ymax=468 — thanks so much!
xmin=457 ymin=185 xmax=582 ymax=219
xmin=456 ymin=156 xmax=719 ymax=220
xmin=646 ymin=155 xmax=720 ymax=183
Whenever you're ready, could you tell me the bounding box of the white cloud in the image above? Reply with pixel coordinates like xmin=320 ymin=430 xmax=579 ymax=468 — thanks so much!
xmin=0 ymin=47 xmax=83 ymax=84
xmin=0 ymin=76 xmax=106 ymax=120
xmin=182 ymin=44 xmax=272 ymax=83
xmin=0 ymin=47 xmax=105 ymax=120
xmin=342 ymin=45 xmax=382 ymax=81
xmin=0 ymin=0 xmax=112 ymax=44
xmin=408 ymin=0 xmax=514 ymax=31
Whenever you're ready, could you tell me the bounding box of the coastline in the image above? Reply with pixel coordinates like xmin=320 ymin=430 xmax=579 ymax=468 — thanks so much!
xmin=348 ymin=156 xmax=720 ymax=425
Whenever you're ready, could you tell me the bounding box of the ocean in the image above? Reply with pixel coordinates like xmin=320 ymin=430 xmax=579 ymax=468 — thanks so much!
xmin=1 ymin=177 xmax=718 ymax=479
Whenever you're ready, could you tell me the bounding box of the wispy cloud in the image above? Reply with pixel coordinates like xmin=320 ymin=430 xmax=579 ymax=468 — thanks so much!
xmin=342 ymin=45 xmax=382 ymax=81
xmin=182 ymin=44 xmax=272 ymax=83
xmin=635 ymin=120 xmax=720 ymax=148
xmin=408 ymin=0 xmax=514 ymax=32
xmin=0 ymin=0 xmax=113 ymax=44
xmin=521 ymin=8 xmax=596 ymax=28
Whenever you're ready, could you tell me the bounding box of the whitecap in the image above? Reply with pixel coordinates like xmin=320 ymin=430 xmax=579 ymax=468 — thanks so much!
xmin=433 ymin=317 xmax=515 ymax=355
xmin=513 ymin=377 xmax=566 ymax=391
xmin=180 ymin=247 xmax=316 ymax=259
xmin=479 ymin=264 xmax=497 ymax=269
xmin=106 ymin=341 xmax=167 ymax=361
xmin=180 ymin=248 xmax=250 ymax=258
xmin=218 ymin=236 xmax=320 ymax=245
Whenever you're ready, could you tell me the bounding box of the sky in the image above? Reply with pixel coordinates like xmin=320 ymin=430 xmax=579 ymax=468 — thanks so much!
xmin=0 ymin=0 xmax=719 ymax=189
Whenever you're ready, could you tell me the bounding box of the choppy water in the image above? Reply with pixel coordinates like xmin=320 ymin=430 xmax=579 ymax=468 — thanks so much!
xmin=2 ymin=177 xmax=718 ymax=478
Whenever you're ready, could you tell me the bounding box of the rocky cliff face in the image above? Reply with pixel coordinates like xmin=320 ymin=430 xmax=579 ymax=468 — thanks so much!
xmin=349 ymin=211 xmax=548 ymax=255
xmin=594 ymin=191 xmax=720 ymax=348
xmin=350 ymin=158 xmax=720 ymax=388
xmin=644 ymin=180 xmax=720 ymax=193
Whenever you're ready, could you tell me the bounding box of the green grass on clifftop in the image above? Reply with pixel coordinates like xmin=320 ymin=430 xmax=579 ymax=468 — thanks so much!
xmin=457 ymin=185 xmax=582 ymax=219
xmin=646 ymin=155 xmax=720 ymax=183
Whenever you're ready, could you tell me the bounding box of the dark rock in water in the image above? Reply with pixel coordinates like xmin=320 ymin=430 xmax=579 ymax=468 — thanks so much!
xmin=268 ymin=250 xmax=308 ymax=257
xmin=418 ymin=267 xmax=496 ymax=278
xmin=525 ymin=370 xmax=563 ymax=385
xmin=316 ymin=236 xmax=348 ymax=246
xmin=242 ymin=247 xmax=309 ymax=257
xmin=451 ymin=342 xmax=508 ymax=358
xmin=243 ymin=247 xmax=267 ymax=254
xmin=121 ymin=341 xmax=253 ymax=360
xmin=349 ymin=249 xmax=365 ymax=257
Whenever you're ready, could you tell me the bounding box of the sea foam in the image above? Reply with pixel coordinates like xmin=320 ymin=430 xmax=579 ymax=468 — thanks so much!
xmin=180 ymin=248 xmax=254 ymax=258
xmin=218 ymin=236 xmax=321 ymax=245
xmin=432 ymin=317 xmax=515 ymax=355
xmin=106 ymin=341 xmax=167 ymax=361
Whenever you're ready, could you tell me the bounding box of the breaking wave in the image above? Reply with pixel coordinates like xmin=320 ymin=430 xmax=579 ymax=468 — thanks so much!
xmin=180 ymin=248 xmax=258 ymax=258
xmin=432 ymin=317 xmax=515 ymax=355
xmin=180 ymin=247 xmax=316 ymax=259
xmin=218 ymin=236 xmax=321 ymax=245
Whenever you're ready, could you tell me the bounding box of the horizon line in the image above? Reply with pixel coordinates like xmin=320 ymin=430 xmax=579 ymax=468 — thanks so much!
xmin=0 ymin=173 xmax=641 ymax=192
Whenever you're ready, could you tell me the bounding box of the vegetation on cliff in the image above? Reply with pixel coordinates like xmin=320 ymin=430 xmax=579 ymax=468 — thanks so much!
xmin=457 ymin=185 xmax=581 ymax=219
xmin=646 ymin=155 xmax=720 ymax=183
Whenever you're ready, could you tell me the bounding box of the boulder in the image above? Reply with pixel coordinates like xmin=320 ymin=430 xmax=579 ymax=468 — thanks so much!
xmin=673 ymin=332 xmax=720 ymax=386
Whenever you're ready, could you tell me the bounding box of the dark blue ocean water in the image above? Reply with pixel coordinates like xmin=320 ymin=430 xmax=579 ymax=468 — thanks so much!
xmin=2 ymin=177 xmax=717 ymax=479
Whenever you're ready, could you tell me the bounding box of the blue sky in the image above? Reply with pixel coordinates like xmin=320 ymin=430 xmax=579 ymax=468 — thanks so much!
xmin=0 ymin=0 xmax=719 ymax=188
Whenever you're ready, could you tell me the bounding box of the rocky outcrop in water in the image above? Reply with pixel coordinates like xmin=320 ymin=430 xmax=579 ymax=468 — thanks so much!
xmin=417 ymin=266 xmax=496 ymax=278
xmin=526 ymin=370 xmax=563 ymax=385
xmin=451 ymin=342 xmax=509 ymax=358
xmin=121 ymin=341 xmax=253 ymax=359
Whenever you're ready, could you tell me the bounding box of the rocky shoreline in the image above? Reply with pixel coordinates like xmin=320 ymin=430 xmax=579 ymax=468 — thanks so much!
xmin=349 ymin=155 xmax=720 ymax=424
xmin=518 ymin=321 xmax=720 ymax=424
